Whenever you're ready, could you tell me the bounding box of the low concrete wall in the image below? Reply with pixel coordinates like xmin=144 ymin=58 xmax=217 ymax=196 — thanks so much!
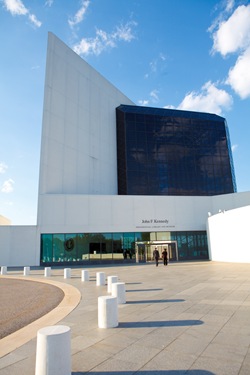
xmin=0 ymin=226 xmax=39 ymax=267
xmin=207 ymin=205 xmax=250 ymax=263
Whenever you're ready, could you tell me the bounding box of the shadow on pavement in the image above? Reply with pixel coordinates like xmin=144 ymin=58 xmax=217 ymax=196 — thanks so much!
xmin=126 ymin=299 xmax=185 ymax=304
xmin=126 ymin=288 xmax=163 ymax=292
xmin=72 ymin=370 xmax=215 ymax=374
xmin=118 ymin=319 xmax=203 ymax=328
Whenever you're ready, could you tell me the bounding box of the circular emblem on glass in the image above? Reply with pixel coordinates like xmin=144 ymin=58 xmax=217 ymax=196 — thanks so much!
xmin=64 ymin=238 xmax=74 ymax=252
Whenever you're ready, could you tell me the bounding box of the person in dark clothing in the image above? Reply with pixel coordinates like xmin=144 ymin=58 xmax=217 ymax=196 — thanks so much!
xmin=153 ymin=247 xmax=160 ymax=266
xmin=162 ymin=248 xmax=168 ymax=266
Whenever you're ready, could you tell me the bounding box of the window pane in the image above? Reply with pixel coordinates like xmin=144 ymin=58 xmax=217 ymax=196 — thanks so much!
xmin=113 ymin=233 xmax=123 ymax=260
xmin=53 ymin=234 xmax=64 ymax=262
xmin=41 ymin=234 xmax=53 ymax=263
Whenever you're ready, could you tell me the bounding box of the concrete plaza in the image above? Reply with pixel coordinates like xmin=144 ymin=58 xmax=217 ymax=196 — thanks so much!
xmin=1 ymin=261 xmax=250 ymax=374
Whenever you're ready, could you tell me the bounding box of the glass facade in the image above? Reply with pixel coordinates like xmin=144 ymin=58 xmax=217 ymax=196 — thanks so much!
xmin=116 ymin=105 xmax=237 ymax=196
xmin=40 ymin=231 xmax=208 ymax=265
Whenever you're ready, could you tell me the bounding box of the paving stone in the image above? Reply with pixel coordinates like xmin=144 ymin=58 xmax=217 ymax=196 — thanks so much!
xmin=2 ymin=261 xmax=250 ymax=375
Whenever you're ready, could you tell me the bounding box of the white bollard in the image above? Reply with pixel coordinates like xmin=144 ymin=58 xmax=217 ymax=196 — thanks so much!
xmin=44 ymin=267 xmax=51 ymax=277
xmin=35 ymin=325 xmax=71 ymax=375
xmin=98 ymin=296 xmax=118 ymax=328
xmin=81 ymin=269 xmax=89 ymax=281
xmin=64 ymin=268 xmax=71 ymax=279
xmin=1 ymin=266 xmax=7 ymax=275
xmin=96 ymin=272 xmax=105 ymax=286
xmin=23 ymin=266 xmax=30 ymax=276
xmin=112 ymin=282 xmax=126 ymax=304
xmin=107 ymin=275 xmax=118 ymax=293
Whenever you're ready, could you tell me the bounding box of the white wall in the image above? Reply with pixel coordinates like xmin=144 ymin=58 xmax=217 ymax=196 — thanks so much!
xmin=211 ymin=191 xmax=250 ymax=215
xmin=207 ymin=205 xmax=250 ymax=263
xmin=38 ymin=194 xmax=212 ymax=233
xmin=1 ymin=191 xmax=249 ymax=266
xmin=37 ymin=191 xmax=250 ymax=234
xmin=0 ymin=226 xmax=39 ymax=267
xmin=38 ymin=32 xmax=134 ymax=198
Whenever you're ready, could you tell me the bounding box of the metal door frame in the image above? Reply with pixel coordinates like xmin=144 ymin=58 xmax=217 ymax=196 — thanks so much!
xmin=135 ymin=240 xmax=178 ymax=262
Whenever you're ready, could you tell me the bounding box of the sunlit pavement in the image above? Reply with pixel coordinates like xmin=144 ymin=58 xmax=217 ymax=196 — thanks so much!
xmin=1 ymin=261 xmax=250 ymax=375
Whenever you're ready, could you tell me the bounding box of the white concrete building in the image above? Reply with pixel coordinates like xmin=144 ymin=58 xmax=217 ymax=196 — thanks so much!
xmin=0 ymin=33 xmax=249 ymax=267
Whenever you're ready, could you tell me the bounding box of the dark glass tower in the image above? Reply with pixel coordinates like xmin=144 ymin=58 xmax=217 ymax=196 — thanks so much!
xmin=116 ymin=105 xmax=236 ymax=196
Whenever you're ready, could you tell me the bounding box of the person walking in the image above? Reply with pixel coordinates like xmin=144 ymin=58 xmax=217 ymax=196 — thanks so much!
xmin=153 ymin=247 xmax=160 ymax=267
xmin=162 ymin=248 xmax=168 ymax=266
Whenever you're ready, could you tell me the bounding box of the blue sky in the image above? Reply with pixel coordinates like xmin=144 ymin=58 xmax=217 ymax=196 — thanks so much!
xmin=1 ymin=0 xmax=250 ymax=225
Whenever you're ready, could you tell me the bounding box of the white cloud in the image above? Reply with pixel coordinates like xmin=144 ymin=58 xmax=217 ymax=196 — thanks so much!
xmin=209 ymin=4 xmax=250 ymax=99
xmin=138 ymin=88 xmax=159 ymax=106
xmin=145 ymin=52 xmax=167 ymax=79
xmin=1 ymin=179 xmax=14 ymax=193
xmin=28 ymin=13 xmax=42 ymax=28
xmin=73 ymin=21 xmax=137 ymax=56
xmin=226 ymin=47 xmax=250 ymax=99
xmin=164 ymin=105 xmax=175 ymax=109
xmin=138 ymin=99 xmax=149 ymax=106
xmin=150 ymin=89 xmax=159 ymax=102
xmin=3 ymin=0 xmax=28 ymax=15
xmin=31 ymin=65 xmax=40 ymax=70
xmin=45 ymin=0 xmax=53 ymax=7
xmin=2 ymin=0 xmax=42 ymax=27
xmin=212 ymin=5 xmax=250 ymax=56
xmin=68 ymin=0 xmax=90 ymax=28
xmin=231 ymin=144 xmax=238 ymax=152
xmin=0 ymin=162 xmax=8 ymax=174
xmin=225 ymin=0 xmax=234 ymax=13
xmin=149 ymin=60 xmax=157 ymax=73
xmin=178 ymin=81 xmax=233 ymax=115
xmin=208 ymin=0 xmax=234 ymax=34
xmin=159 ymin=52 xmax=166 ymax=61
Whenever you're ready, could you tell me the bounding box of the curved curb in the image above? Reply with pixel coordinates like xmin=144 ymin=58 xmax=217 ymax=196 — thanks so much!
xmin=0 ymin=276 xmax=81 ymax=358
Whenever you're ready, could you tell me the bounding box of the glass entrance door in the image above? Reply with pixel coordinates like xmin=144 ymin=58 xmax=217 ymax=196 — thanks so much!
xmin=135 ymin=243 xmax=146 ymax=263
xmin=168 ymin=242 xmax=177 ymax=261
xmin=142 ymin=241 xmax=178 ymax=262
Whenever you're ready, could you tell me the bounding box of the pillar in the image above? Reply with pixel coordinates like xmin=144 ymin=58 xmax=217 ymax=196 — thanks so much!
xmin=64 ymin=268 xmax=71 ymax=279
xmin=81 ymin=269 xmax=89 ymax=281
xmin=44 ymin=267 xmax=51 ymax=277
xmin=96 ymin=272 xmax=105 ymax=286
xmin=23 ymin=266 xmax=30 ymax=276
xmin=98 ymin=296 xmax=118 ymax=328
xmin=35 ymin=325 xmax=71 ymax=375
xmin=107 ymin=275 xmax=118 ymax=293
xmin=112 ymin=282 xmax=126 ymax=304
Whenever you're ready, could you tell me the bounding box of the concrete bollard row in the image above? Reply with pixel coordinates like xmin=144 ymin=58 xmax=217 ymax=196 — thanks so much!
xmin=35 ymin=325 xmax=71 ymax=375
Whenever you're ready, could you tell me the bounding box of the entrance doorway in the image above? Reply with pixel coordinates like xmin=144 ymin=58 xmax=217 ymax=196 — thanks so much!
xmin=135 ymin=241 xmax=178 ymax=263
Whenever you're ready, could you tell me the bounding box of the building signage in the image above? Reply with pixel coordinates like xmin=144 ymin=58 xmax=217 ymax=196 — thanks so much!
xmin=136 ymin=218 xmax=175 ymax=229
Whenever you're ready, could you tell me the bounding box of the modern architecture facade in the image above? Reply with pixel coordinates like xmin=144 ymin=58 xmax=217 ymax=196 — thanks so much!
xmin=0 ymin=33 xmax=249 ymax=267
xmin=116 ymin=105 xmax=236 ymax=196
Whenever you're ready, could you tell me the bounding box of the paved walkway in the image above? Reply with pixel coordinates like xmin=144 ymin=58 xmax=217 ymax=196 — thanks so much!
xmin=1 ymin=261 xmax=250 ymax=374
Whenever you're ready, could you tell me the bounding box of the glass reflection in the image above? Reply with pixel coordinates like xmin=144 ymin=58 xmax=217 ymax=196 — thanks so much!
xmin=116 ymin=105 xmax=236 ymax=196
xmin=41 ymin=231 xmax=208 ymax=264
